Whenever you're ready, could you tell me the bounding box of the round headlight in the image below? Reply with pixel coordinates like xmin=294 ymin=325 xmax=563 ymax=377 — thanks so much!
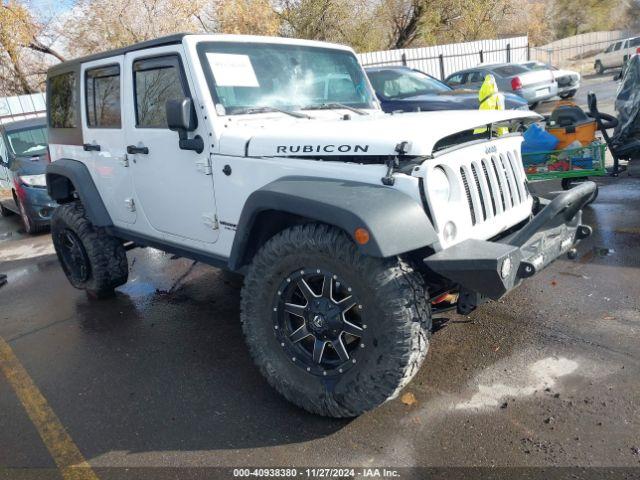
xmin=427 ymin=167 xmax=451 ymax=203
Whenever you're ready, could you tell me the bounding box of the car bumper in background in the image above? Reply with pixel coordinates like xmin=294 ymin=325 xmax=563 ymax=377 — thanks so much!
xmin=519 ymin=84 xmax=559 ymax=104
xmin=21 ymin=186 xmax=57 ymax=224
xmin=424 ymin=182 xmax=595 ymax=310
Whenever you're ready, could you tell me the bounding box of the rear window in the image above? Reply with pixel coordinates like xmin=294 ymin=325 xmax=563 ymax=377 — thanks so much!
xmin=492 ymin=65 xmax=528 ymax=77
xmin=49 ymin=72 xmax=77 ymax=128
xmin=86 ymin=65 xmax=121 ymax=128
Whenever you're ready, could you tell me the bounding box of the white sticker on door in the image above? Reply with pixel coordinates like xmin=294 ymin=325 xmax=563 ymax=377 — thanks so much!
xmin=206 ymin=53 xmax=260 ymax=87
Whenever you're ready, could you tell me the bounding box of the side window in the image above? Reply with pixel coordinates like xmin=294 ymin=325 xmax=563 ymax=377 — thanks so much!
xmin=0 ymin=135 xmax=7 ymax=163
xmin=133 ymin=56 xmax=187 ymax=129
xmin=49 ymin=72 xmax=77 ymax=128
xmin=613 ymin=42 xmax=623 ymax=52
xmin=447 ymin=73 xmax=465 ymax=86
xmin=86 ymin=65 xmax=121 ymax=128
xmin=468 ymin=71 xmax=485 ymax=83
xmin=630 ymin=37 xmax=640 ymax=48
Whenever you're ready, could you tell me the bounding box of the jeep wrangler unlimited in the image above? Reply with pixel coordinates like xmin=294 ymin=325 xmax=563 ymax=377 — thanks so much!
xmin=45 ymin=34 xmax=594 ymax=417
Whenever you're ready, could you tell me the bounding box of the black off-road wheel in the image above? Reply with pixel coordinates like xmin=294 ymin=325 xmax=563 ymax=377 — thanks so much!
xmin=240 ymin=224 xmax=431 ymax=418
xmin=51 ymin=201 xmax=128 ymax=299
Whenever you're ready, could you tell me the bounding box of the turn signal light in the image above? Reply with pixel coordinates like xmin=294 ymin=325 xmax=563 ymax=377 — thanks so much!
xmin=354 ymin=228 xmax=370 ymax=245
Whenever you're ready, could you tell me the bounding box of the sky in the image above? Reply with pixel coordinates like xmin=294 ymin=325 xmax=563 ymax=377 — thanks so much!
xmin=21 ymin=0 xmax=75 ymax=20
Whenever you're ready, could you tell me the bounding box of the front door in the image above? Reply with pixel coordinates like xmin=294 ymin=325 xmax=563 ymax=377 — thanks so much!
xmin=123 ymin=47 xmax=218 ymax=244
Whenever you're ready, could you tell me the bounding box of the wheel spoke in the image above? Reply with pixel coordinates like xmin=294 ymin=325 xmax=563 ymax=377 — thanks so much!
xmin=336 ymin=295 xmax=356 ymax=314
xmin=331 ymin=337 xmax=349 ymax=362
xmin=312 ymin=338 xmax=327 ymax=363
xmin=342 ymin=320 xmax=363 ymax=337
xmin=289 ymin=325 xmax=311 ymax=343
xmin=297 ymin=278 xmax=317 ymax=301
xmin=321 ymin=275 xmax=332 ymax=299
xmin=284 ymin=302 xmax=306 ymax=318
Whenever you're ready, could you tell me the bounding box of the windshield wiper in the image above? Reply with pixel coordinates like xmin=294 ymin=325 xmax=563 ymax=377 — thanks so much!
xmin=304 ymin=103 xmax=369 ymax=116
xmin=234 ymin=106 xmax=311 ymax=119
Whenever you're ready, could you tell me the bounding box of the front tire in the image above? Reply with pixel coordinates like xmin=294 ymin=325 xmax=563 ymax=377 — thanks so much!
xmin=595 ymin=61 xmax=604 ymax=75
xmin=51 ymin=201 xmax=128 ymax=298
xmin=17 ymin=198 xmax=45 ymax=234
xmin=240 ymin=224 xmax=431 ymax=417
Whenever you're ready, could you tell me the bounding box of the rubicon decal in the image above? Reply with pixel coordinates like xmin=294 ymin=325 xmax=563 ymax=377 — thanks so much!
xmin=276 ymin=144 xmax=370 ymax=154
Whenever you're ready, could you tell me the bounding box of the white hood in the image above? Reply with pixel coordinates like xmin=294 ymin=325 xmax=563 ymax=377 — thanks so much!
xmin=218 ymin=109 xmax=541 ymax=158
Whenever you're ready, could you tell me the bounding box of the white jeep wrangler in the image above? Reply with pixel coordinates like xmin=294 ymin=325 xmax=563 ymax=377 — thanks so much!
xmin=45 ymin=34 xmax=595 ymax=417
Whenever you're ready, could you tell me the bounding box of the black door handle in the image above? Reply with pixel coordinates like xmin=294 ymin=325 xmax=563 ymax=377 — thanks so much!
xmin=83 ymin=143 xmax=101 ymax=152
xmin=127 ymin=145 xmax=149 ymax=155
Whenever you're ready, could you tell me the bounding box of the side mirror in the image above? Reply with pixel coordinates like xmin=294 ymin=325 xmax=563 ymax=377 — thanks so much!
xmin=167 ymin=98 xmax=197 ymax=132
xmin=166 ymin=98 xmax=204 ymax=154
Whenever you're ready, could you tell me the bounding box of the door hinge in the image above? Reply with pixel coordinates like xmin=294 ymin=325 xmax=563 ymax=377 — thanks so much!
xmin=202 ymin=213 xmax=219 ymax=230
xmin=124 ymin=198 xmax=136 ymax=212
xmin=196 ymin=156 xmax=213 ymax=175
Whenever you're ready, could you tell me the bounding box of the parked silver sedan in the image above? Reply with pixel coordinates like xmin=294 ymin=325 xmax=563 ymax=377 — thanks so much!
xmin=444 ymin=63 xmax=558 ymax=108
xmin=521 ymin=61 xmax=580 ymax=99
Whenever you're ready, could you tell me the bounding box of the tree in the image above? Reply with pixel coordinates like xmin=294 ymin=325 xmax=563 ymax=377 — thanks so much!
xmin=1 ymin=1 xmax=65 ymax=94
xmin=60 ymin=0 xmax=208 ymax=58
xmin=212 ymin=0 xmax=281 ymax=36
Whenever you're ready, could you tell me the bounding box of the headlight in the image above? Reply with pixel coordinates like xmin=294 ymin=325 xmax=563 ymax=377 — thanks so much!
xmin=19 ymin=174 xmax=47 ymax=187
xmin=427 ymin=167 xmax=450 ymax=203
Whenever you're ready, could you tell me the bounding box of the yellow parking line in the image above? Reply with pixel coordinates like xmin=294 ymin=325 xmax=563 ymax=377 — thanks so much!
xmin=0 ymin=336 xmax=99 ymax=480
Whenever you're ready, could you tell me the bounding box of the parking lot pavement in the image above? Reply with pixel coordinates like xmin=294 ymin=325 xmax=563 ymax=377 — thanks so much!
xmin=0 ymin=171 xmax=639 ymax=478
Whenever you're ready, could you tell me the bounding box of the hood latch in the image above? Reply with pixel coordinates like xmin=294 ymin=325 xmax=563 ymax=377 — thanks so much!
xmin=381 ymin=141 xmax=409 ymax=186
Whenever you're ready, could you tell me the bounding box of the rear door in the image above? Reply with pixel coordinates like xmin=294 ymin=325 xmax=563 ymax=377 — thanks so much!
xmin=81 ymin=56 xmax=137 ymax=225
xmin=466 ymin=70 xmax=487 ymax=90
xmin=123 ymin=46 xmax=218 ymax=244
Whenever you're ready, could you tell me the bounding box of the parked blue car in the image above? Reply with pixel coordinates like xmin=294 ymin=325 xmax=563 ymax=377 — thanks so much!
xmin=0 ymin=117 xmax=56 ymax=234
xmin=365 ymin=66 xmax=529 ymax=113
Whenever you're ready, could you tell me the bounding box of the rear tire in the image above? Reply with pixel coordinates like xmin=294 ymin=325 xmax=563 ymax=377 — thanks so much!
xmin=51 ymin=201 xmax=128 ymax=298
xmin=595 ymin=61 xmax=604 ymax=75
xmin=559 ymin=90 xmax=576 ymax=99
xmin=0 ymin=201 xmax=13 ymax=217
xmin=240 ymin=224 xmax=431 ymax=417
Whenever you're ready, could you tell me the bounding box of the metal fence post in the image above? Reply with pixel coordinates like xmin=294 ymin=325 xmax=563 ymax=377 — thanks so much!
xmin=439 ymin=54 xmax=445 ymax=80
xmin=527 ymin=43 xmax=530 ymax=61
xmin=401 ymin=53 xmax=407 ymax=66
xmin=479 ymin=50 xmax=484 ymax=63
xmin=506 ymin=43 xmax=511 ymax=63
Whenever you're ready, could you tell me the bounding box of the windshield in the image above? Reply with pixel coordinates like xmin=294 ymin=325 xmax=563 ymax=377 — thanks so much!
xmin=6 ymin=126 xmax=48 ymax=156
xmin=199 ymin=42 xmax=376 ymax=115
xmin=367 ymin=69 xmax=451 ymax=99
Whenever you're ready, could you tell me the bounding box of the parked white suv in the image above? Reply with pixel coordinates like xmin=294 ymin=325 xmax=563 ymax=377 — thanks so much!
xmin=595 ymin=36 xmax=640 ymax=74
xmin=45 ymin=34 xmax=594 ymax=417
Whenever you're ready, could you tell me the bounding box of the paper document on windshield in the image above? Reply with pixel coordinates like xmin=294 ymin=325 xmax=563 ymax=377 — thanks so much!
xmin=207 ymin=53 xmax=260 ymax=88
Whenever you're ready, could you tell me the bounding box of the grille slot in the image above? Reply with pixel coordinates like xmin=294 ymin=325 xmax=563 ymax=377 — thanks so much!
xmin=470 ymin=163 xmax=487 ymax=221
xmin=481 ymin=160 xmax=497 ymax=215
xmin=490 ymin=156 xmax=507 ymax=211
xmin=460 ymin=167 xmax=476 ymax=225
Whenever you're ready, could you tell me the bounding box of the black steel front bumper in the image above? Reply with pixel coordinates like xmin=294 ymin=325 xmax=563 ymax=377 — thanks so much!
xmin=424 ymin=182 xmax=595 ymax=308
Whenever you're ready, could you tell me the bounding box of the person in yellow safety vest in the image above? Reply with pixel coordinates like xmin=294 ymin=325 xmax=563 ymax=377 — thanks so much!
xmin=474 ymin=74 xmax=509 ymax=136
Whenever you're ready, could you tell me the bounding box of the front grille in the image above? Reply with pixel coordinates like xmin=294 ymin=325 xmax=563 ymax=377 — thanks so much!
xmin=458 ymin=149 xmax=529 ymax=226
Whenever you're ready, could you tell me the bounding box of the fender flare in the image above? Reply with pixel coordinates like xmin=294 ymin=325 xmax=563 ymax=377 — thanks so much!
xmin=46 ymin=158 xmax=113 ymax=227
xmin=229 ymin=176 xmax=438 ymax=270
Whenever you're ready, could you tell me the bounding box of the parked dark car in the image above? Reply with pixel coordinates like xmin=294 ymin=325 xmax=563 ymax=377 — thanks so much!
xmin=0 ymin=117 xmax=56 ymax=233
xmin=365 ymin=66 xmax=529 ymax=113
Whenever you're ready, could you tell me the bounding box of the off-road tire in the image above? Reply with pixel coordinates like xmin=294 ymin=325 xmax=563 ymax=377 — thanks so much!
xmin=51 ymin=201 xmax=128 ymax=298
xmin=240 ymin=224 xmax=431 ymax=417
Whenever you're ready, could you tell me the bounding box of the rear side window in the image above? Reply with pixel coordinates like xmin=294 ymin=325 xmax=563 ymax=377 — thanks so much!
xmin=49 ymin=72 xmax=77 ymax=128
xmin=446 ymin=73 xmax=466 ymax=86
xmin=133 ymin=56 xmax=187 ymax=128
xmin=468 ymin=71 xmax=485 ymax=83
xmin=86 ymin=65 xmax=121 ymax=128
xmin=613 ymin=42 xmax=623 ymax=51
xmin=630 ymin=37 xmax=640 ymax=48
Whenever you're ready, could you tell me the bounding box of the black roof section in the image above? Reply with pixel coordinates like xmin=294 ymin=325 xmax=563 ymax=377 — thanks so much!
xmin=1 ymin=117 xmax=47 ymax=132
xmin=48 ymin=33 xmax=189 ymax=75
